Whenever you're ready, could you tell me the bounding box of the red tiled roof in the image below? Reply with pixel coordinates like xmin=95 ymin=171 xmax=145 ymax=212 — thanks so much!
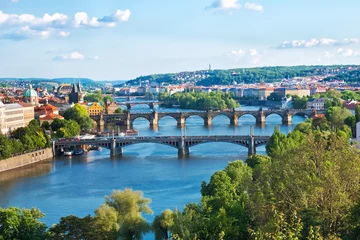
xmin=40 ymin=113 xmax=64 ymax=120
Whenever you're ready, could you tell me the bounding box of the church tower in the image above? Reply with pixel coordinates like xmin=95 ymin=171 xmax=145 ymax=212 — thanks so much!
xmin=68 ymin=80 xmax=84 ymax=104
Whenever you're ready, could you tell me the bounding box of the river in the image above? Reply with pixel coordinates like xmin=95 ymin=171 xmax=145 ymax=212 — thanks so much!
xmin=0 ymin=105 xmax=306 ymax=238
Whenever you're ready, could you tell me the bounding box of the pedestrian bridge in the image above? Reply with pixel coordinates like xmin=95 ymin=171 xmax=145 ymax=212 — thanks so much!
xmin=53 ymin=135 xmax=270 ymax=157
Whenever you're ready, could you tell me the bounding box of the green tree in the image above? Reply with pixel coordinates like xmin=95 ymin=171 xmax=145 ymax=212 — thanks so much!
xmin=84 ymin=90 xmax=103 ymax=103
xmin=267 ymin=92 xmax=282 ymax=101
xmin=0 ymin=207 xmax=47 ymax=240
xmin=48 ymin=215 xmax=105 ymax=240
xmin=326 ymin=106 xmax=352 ymax=129
xmin=41 ymin=121 xmax=51 ymax=131
xmin=50 ymin=118 xmax=66 ymax=132
xmin=0 ymin=134 xmax=12 ymax=159
xmin=245 ymin=154 xmax=271 ymax=168
xmin=292 ymin=96 xmax=308 ymax=109
xmin=294 ymin=121 xmax=312 ymax=134
xmin=344 ymin=115 xmax=356 ymax=137
xmin=114 ymin=108 xmax=123 ymax=114
xmin=63 ymin=104 xmax=94 ymax=130
xmin=356 ymin=105 xmax=360 ymax=123
xmin=103 ymin=95 xmax=113 ymax=104
xmin=94 ymin=204 xmax=119 ymax=239
xmin=152 ymin=209 xmax=174 ymax=240
xmin=64 ymin=120 xmax=81 ymax=137
xmin=100 ymin=189 xmax=153 ymax=240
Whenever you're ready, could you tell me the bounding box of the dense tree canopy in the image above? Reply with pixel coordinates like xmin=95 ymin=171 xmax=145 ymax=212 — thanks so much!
xmin=63 ymin=104 xmax=94 ymax=130
xmin=163 ymin=128 xmax=360 ymax=239
xmin=159 ymin=91 xmax=239 ymax=110
xmin=0 ymin=207 xmax=47 ymax=240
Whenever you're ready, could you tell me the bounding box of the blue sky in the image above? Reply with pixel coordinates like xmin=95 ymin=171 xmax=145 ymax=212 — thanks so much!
xmin=0 ymin=0 xmax=360 ymax=80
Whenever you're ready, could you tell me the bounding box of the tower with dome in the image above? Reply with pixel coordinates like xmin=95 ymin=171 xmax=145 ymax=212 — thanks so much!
xmin=23 ymin=84 xmax=39 ymax=106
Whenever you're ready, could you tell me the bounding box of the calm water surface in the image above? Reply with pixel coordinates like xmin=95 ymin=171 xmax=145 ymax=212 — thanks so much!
xmin=0 ymin=105 xmax=305 ymax=239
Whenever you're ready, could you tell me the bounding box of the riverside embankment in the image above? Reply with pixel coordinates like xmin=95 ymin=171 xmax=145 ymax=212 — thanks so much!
xmin=0 ymin=148 xmax=53 ymax=173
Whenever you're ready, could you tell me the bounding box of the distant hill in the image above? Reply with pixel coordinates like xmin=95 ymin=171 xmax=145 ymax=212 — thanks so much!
xmin=0 ymin=78 xmax=106 ymax=87
xmin=323 ymin=68 xmax=360 ymax=82
xmin=118 ymin=65 xmax=360 ymax=87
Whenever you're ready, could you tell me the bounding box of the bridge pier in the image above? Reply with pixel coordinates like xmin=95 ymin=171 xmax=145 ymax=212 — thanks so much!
xmin=150 ymin=112 xmax=159 ymax=128
xmin=177 ymin=116 xmax=186 ymax=128
xmin=178 ymin=147 xmax=190 ymax=157
xmin=178 ymin=138 xmax=190 ymax=157
xmin=204 ymin=116 xmax=212 ymax=126
xmin=256 ymin=112 xmax=266 ymax=124
xmin=230 ymin=114 xmax=238 ymax=126
xmin=248 ymin=137 xmax=256 ymax=156
xmin=282 ymin=114 xmax=292 ymax=125
xmin=110 ymin=140 xmax=123 ymax=156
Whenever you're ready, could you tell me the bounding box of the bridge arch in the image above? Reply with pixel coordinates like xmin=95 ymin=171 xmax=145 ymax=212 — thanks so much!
xmin=158 ymin=115 xmax=178 ymax=122
xmin=184 ymin=115 xmax=206 ymax=124
xmin=130 ymin=116 xmax=151 ymax=123
xmin=238 ymin=113 xmax=257 ymax=123
xmin=187 ymin=140 xmax=249 ymax=148
xmin=264 ymin=112 xmax=284 ymax=123
xmin=211 ymin=113 xmax=231 ymax=124
xmin=117 ymin=141 xmax=179 ymax=151
xmin=158 ymin=115 xmax=178 ymax=126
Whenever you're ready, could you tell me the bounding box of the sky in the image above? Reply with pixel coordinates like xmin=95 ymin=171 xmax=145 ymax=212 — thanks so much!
xmin=0 ymin=0 xmax=360 ymax=80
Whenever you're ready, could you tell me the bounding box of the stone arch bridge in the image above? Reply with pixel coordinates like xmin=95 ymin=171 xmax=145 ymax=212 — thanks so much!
xmin=53 ymin=135 xmax=270 ymax=157
xmin=91 ymin=109 xmax=324 ymax=128
xmin=117 ymin=101 xmax=163 ymax=110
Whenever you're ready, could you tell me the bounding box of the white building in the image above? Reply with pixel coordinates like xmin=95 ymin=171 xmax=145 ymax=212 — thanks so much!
xmin=306 ymin=98 xmax=327 ymax=110
xmin=0 ymin=101 xmax=35 ymax=135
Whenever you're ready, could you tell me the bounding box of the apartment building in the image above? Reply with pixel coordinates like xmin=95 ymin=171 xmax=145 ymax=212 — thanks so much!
xmin=0 ymin=101 xmax=34 ymax=135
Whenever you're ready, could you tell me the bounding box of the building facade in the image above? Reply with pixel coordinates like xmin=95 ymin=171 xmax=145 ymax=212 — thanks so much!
xmin=0 ymin=101 xmax=35 ymax=135
xmin=105 ymin=102 xmax=119 ymax=114
xmin=84 ymin=102 xmax=103 ymax=116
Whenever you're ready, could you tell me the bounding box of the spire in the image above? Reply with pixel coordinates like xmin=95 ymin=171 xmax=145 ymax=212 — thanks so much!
xmin=71 ymin=80 xmax=78 ymax=93
xmin=77 ymin=79 xmax=83 ymax=93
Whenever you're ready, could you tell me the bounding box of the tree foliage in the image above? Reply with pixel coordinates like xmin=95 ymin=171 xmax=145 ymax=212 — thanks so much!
xmin=99 ymin=189 xmax=153 ymax=240
xmin=0 ymin=207 xmax=47 ymax=240
xmin=63 ymin=104 xmax=94 ymax=130
xmin=159 ymin=91 xmax=239 ymax=111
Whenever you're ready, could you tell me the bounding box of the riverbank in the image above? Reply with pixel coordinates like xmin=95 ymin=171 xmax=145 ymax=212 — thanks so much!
xmin=0 ymin=148 xmax=54 ymax=173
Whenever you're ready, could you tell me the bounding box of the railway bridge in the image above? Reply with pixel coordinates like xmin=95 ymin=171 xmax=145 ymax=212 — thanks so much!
xmin=53 ymin=135 xmax=271 ymax=157
xmin=91 ymin=109 xmax=324 ymax=128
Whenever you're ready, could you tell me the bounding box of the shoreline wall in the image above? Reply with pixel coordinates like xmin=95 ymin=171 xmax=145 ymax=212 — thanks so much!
xmin=0 ymin=148 xmax=54 ymax=173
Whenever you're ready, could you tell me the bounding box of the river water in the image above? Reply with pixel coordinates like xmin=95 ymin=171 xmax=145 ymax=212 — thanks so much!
xmin=0 ymin=105 xmax=305 ymax=238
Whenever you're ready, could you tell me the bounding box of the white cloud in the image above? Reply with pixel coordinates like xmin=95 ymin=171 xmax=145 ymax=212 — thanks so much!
xmin=244 ymin=3 xmax=264 ymax=13
xmin=0 ymin=9 xmax=131 ymax=40
xmin=58 ymin=31 xmax=70 ymax=37
xmin=208 ymin=0 xmax=241 ymax=10
xmin=53 ymin=52 xmax=100 ymax=61
xmin=207 ymin=1 xmax=264 ymax=13
xmin=337 ymin=48 xmax=360 ymax=57
xmin=228 ymin=48 xmax=262 ymax=64
xmin=277 ymin=38 xmax=360 ymax=49
xmin=1 ymin=26 xmax=51 ymax=40
xmin=10 ymin=0 xmax=19 ymax=3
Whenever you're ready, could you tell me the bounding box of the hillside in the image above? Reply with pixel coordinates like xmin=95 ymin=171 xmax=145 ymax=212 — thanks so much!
xmin=323 ymin=68 xmax=360 ymax=82
xmin=120 ymin=65 xmax=359 ymax=86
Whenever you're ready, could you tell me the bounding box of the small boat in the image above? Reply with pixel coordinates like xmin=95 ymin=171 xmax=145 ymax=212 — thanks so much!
xmin=63 ymin=149 xmax=73 ymax=156
xmin=73 ymin=149 xmax=84 ymax=155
